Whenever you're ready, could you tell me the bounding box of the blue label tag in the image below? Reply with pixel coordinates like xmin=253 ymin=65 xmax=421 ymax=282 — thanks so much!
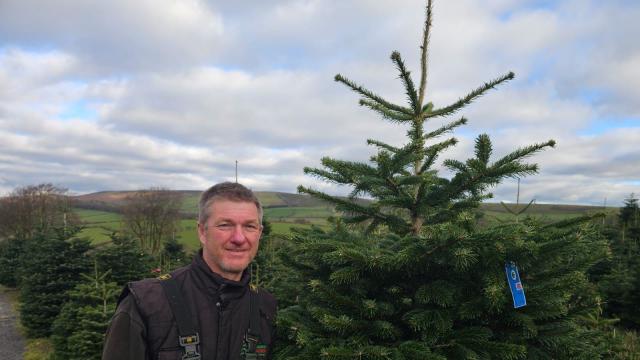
xmin=505 ymin=262 xmax=526 ymax=308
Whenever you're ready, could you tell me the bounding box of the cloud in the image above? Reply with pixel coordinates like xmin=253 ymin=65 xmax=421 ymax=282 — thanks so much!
xmin=0 ymin=0 xmax=637 ymax=206
xmin=0 ymin=0 xmax=224 ymax=74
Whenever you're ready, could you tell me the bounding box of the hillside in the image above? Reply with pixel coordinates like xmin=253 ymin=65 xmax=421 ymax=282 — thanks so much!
xmin=73 ymin=190 xmax=331 ymax=214
xmin=71 ymin=190 xmax=616 ymax=249
xmin=73 ymin=189 xmax=611 ymax=216
xmin=73 ymin=190 xmax=336 ymax=247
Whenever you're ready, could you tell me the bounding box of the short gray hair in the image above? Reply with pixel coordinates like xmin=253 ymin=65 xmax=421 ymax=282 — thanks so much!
xmin=198 ymin=182 xmax=262 ymax=225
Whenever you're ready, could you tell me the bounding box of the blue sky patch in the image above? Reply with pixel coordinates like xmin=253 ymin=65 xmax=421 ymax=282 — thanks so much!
xmin=58 ymin=99 xmax=98 ymax=121
xmin=580 ymin=116 xmax=640 ymax=136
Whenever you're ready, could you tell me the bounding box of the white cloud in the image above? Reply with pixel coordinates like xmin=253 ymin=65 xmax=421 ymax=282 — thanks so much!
xmin=0 ymin=0 xmax=224 ymax=74
xmin=0 ymin=0 xmax=637 ymax=205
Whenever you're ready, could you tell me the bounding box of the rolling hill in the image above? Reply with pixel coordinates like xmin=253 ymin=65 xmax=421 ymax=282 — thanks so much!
xmin=71 ymin=190 xmax=617 ymax=250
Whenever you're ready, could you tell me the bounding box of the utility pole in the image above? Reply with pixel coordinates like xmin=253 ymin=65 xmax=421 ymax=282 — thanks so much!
xmin=602 ymin=197 xmax=607 ymax=226
xmin=235 ymin=160 xmax=238 ymax=183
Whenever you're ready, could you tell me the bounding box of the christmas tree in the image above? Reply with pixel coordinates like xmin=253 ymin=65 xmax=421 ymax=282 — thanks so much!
xmin=597 ymin=194 xmax=640 ymax=329
xmin=94 ymin=233 xmax=155 ymax=286
xmin=51 ymin=262 xmax=120 ymax=360
xmin=274 ymin=1 xmax=612 ymax=358
xmin=19 ymin=228 xmax=92 ymax=338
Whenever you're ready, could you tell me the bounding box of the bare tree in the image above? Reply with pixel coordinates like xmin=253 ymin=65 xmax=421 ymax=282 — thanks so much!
xmin=121 ymin=188 xmax=183 ymax=254
xmin=0 ymin=183 xmax=78 ymax=240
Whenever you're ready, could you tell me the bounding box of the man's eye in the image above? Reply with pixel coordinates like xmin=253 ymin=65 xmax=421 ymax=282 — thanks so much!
xmin=216 ymin=223 xmax=233 ymax=230
xmin=243 ymin=224 xmax=259 ymax=232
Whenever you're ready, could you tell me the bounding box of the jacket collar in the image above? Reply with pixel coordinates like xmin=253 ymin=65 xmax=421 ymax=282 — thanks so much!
xmin=192 ymin=249 xmax=250 ymax=300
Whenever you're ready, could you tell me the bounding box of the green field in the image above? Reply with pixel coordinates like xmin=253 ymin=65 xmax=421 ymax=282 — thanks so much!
xmin=256 ymin=192 xmax=288 ymax=207
xmin=479 ymin=202 xmax=618 ymax=224
xmin=265 ymin=206 xmax=334 ymax=225
xmin=178 ymin=191 xmax=291 ymax=215
xmin=176 ymin=219 xmax=199 ymax=250
xmin=75 ymin=209 xmax=122 ymax=244
xmin=74 ymin=203 xmax=331 ymax=249
xmin=179 ymin=193 xmax=200 ymax=214
xmin=73 ymin=190 xmax=615 ymax=249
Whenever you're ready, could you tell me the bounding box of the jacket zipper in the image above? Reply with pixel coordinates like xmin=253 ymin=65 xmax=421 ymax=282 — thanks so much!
xmin=215 ymin=300 xmax=222 ymax=360
xmin=214 ymin=284 xmax=226 ymax=360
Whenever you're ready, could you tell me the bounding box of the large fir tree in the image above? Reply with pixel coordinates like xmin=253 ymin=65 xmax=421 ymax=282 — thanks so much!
xmin=274 ymin=1 xmax=612 ymax=358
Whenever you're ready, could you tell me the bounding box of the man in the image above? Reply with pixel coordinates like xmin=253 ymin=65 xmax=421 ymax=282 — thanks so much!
xmin=102 ymin=182 xmax=276 ymax=360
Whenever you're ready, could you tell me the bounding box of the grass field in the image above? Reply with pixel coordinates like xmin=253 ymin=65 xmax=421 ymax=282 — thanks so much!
xmin=178 ymin=191 xmax=293 ymax=215
xmin=256 ymin=192 xmax=288 ymax=207
xmin=73 ymin=204 xmax=331 ymax=250
xmin=179 ymin=193 xmax=200 ymax=214
xmin=176 ymin=219 xmax=199 ymax=251
xmin=265 ymin=206 xmax=334 ymax=225
xmin=73 ymin=191 xmax=616 ymax=250
xmin=75 ymin=209 xmax=123 ymax=244
xmin=479 ymin=202 xmax=618 ymax=225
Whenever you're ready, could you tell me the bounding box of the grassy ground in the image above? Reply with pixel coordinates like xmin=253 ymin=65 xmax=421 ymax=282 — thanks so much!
xmin=1 ymin=284 xmax=19 ymax=304
xmin=618 ymin=330 xmax=640 ymax=359
xmin=24 ymin=338 xmax=53 ymax=360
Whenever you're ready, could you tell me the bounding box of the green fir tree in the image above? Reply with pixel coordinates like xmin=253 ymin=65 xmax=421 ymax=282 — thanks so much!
xmin=19 ymin=228 xmax=92 ymax=338
xmin=51 ymin=262 xmax=120 ymax=360
xmin=619 ymin=194 xmax=639 ymax=229
xmin=94 ymin=233 xmax=155 ymax=286
xmin=250 ymin=217 xmax=302 ymax=306
xmin=598 ymin=194 xmax=640 ymax=330
xmin=274 ymin=1 xmax=612 ymax=358
xmin=159 ymin=236 xmax=191 ymax=273
xmin=0 ymin=237 xmax=26 ymax=287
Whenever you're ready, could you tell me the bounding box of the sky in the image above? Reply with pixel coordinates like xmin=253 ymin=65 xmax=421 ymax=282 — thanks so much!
xmin=0 ymin=0 xmax=638 ymax=206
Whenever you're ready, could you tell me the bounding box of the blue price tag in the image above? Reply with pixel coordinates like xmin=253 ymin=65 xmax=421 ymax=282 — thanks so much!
xmin=505 ymin=262 xmax=526 ymax=308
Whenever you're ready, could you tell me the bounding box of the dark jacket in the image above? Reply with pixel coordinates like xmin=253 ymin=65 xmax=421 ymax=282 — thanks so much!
xmin=102 ymin=252 xmax=277 ymax=360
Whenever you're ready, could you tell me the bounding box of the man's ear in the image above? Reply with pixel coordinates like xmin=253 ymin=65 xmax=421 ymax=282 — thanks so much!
xmin=197 ymin=222 xmax=206 ymax=245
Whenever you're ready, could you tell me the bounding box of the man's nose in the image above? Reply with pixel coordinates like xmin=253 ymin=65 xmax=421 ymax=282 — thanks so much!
xmin=230 ymin=225 xmax=246 ymax=243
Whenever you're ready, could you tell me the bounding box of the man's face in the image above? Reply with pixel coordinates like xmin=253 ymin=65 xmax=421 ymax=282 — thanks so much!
xmin=198 ymin=200 xmax=262 ymax=281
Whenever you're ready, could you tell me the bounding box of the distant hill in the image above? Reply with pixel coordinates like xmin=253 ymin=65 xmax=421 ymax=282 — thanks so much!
xmin=70 ymin=190 xmax=617 ymax=247
xmin=72 ymin=190 xmax=333 ymax=214
xmin=73 ymin=190 xmax=612 ymax=217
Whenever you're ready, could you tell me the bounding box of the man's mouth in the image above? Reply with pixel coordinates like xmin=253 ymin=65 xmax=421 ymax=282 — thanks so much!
xmin=226 ymin=248 xmax=248 ymax=253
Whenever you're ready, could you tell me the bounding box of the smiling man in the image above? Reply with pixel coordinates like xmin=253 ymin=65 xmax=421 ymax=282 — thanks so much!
xmin=102 ymin=182 xmax=277 ymax=360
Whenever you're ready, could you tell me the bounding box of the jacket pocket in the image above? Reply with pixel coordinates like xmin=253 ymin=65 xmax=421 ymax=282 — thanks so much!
xmin=157 ymin=348 xmax=182 ymax=360
xmin=148 ymin=321 xmax=180 ymax=353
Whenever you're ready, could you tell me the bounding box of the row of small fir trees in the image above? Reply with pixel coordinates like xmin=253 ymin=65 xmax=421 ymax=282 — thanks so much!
xmin=0 ymin=228 xmax=189 ymax=360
